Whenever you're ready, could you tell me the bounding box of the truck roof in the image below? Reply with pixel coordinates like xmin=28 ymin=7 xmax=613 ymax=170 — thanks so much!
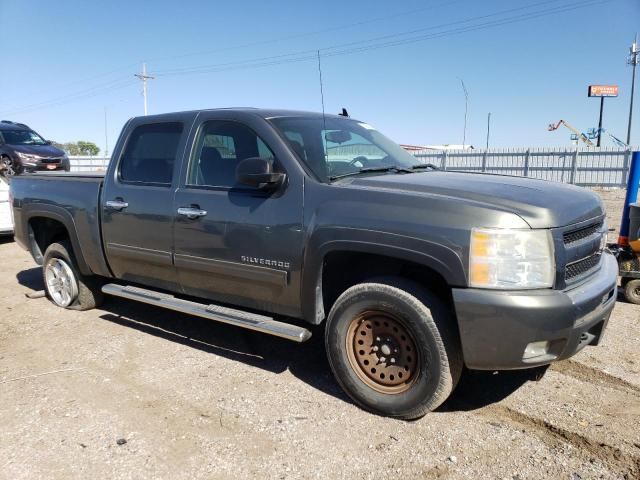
xmin=134 ymin=108 xmax=354 ymax=122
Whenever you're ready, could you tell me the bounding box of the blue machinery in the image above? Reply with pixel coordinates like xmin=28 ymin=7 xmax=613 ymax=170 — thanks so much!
xmin=612 ymin=151 xmax=640 ymax=304
xmin=618 ymin=151 xmax=640 ymax=245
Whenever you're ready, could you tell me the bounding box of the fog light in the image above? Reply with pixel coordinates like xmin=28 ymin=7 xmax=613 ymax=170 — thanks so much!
xmin=523 ymin=341 xmax=550 ymax=359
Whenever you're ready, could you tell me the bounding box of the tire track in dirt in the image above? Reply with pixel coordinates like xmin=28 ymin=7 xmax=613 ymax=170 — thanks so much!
xmin=551 ymin=359 xmax=640 ymax=395
xmin=478 ymin=404 xmax=640 ymax=478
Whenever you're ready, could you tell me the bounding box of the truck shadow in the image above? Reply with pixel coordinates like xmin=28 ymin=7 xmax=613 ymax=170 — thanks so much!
xmin=439 ymin=366 xmax=548 ymax=412
xmin=16 ymin=266 xmax=549 ymax=414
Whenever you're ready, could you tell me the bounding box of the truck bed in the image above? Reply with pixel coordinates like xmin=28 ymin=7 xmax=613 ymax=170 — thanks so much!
xmin=10 ymin=173 xmax=111 ymax=278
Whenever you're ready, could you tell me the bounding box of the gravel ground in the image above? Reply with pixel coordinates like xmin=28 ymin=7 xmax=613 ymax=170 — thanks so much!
xmin=0 ymin=189 xmax=639 ymax=480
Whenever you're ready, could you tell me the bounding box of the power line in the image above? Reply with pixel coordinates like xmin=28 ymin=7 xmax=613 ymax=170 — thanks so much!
xmin=152 ymin=0 xmax=612 ymax=78
xmin=0 ymin=0 xmax=614 ymax=116
xmin=0 ymin=78 xmax=136 ymax=116
xmin=3 ymin=1 xmax=465 ymax=111
xmin=154 ymin=0 xmax=565 ymax=76
xmin=146 ymin=0 xmax=468 ymax=66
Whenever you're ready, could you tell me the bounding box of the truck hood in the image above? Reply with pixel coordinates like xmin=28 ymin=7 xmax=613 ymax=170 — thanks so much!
xmin=346 ymin=171 xmax=603 ymax=229
xmin=10 ymin=144 xmax=66 ymax=158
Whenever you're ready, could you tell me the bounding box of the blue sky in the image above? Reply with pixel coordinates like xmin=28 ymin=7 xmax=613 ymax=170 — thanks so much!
xmin=1 ymin=0 xmax=638 ymax=153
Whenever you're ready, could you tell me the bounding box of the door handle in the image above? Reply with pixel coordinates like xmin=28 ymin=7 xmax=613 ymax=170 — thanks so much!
xmin=177 ymin=207 xmax=207 ymax=219
xmin=105 ymin=199 xmax=129 ymax=210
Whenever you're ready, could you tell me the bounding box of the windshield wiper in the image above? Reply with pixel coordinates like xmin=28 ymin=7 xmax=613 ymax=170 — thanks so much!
xmin=410 ymin=163 xmax=439 ymax=171
xmin=329 ymin=166 xmax=414 ymax=181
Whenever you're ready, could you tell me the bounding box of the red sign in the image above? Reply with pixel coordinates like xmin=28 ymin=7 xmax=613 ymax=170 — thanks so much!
xmin=588 ymin=85 xmax=619 ymax=97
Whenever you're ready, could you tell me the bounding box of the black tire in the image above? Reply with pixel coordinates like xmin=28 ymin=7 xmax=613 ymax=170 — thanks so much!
xmin=624 ymin=279 xmax=640 ymax=305
xmin=325 ymin=279 xmax=462 ymax=419
xmin=42 ymin=240 xmax=103 ymax=311
xmin=1 ymin=156 xmax=20 ymax=177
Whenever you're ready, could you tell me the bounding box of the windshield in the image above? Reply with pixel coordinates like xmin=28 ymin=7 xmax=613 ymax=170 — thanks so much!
xmin=269 ymin=116 xmax=419 ymax=182
xmin=0 ymin=129 xmax=47 ymax=146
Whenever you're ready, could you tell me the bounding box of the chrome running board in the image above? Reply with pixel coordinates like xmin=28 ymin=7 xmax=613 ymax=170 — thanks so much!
xmin=101 ymin=283 xmax=312 ymax=343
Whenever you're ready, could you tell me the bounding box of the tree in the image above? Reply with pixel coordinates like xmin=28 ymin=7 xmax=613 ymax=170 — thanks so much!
xmin=52 ymin=141 xmax=100 ymax=156
xmin=76 ymin=141 xmax=100 ymax=156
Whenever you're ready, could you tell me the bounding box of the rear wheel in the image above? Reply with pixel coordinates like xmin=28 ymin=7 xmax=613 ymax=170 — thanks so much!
xmin=624 ymin=279 xmax=640 ymax=305
xmin=325 ymin=280 xmax=462 ymax=419
xmin=42 ymin=241 xmax=103 ymax=310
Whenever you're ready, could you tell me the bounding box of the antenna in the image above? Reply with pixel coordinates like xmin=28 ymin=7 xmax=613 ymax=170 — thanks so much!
xmin=104 ymin=106 xmax=109 ymax=157
xmin=317 ymin=50 xmax=328 ymax=160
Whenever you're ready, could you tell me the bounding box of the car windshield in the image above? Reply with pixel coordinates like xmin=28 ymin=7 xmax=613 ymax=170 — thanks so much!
xmin=1 ymin=129 xmax=47 ymax=146
xmin=269 ymin=116 xmax=420 ymax=182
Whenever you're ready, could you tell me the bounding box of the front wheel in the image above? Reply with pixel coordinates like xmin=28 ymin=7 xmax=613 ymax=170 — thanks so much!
xmin=325 ymin=280 xmax=462 ymax=419
xmin=1 ymin=156 xmax=19 ymax=177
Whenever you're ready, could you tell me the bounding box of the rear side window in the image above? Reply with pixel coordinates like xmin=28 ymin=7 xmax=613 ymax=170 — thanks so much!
xmin=119 ymin=122 xmax=183 ymax=185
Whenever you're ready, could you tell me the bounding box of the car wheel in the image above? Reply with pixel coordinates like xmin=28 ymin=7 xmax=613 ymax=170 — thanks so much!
xmin=42 ymin=240 xmax=103 ymax=310
xmin=624 ymin=279 xmax=640 ymax=305
xmin=1 ymin=156 xmax=19 ymax=177
xmin=325 ymin=279 xmax=462 ymax=419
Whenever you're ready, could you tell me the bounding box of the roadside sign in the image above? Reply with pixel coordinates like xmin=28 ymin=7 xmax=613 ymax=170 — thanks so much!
xmin=588 ymin=85 xmax=619 ymax=97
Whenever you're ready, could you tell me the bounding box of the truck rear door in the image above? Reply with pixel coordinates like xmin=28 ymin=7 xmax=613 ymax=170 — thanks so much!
xmin=172 ymin=112 xmax=304 ymax=317
xmin=101 ymin=114 xmax=194 ymax=291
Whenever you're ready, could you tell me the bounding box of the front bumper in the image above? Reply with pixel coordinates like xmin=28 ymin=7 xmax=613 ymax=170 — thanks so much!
xmin=452 ymin=252 xmax=618 ymax=370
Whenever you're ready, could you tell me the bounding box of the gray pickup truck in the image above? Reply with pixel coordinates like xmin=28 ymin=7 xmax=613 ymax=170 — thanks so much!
xmin=11 ymin=108 xmax=618 ymax=419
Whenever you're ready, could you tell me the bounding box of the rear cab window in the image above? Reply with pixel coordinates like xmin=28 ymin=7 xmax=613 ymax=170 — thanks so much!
xmin=119 ymin=122 xmax=184 ymax=185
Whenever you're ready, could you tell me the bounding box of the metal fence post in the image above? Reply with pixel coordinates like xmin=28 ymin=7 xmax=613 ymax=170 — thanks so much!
xmin=523 ymin=149 xmax=530 ymax=177
xmin=570 ymin=145 xmax=579 ymax=185
xmin=622 ymin=149 xmax=631 ymax=187
xmin=442 ymin=151 xmax=447 ymax=171
xmin=481 ymin=150 xmax=487 ymax=172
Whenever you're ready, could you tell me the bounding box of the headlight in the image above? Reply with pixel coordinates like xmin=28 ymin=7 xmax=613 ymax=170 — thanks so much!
xmin=16 ymin=152 xmax=38 ymax=162
xmin=469 ymin=228 xmax=555 ymax=289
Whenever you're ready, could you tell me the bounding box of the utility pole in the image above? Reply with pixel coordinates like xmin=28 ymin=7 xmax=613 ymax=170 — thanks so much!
xmin=134 ymin=63 xmax=154 ymax=115
xmin=627 ymin=34 xmax=639 ymax=145
xmin=486 ymin=112 xmax=491 ymax=149
xmin=459 ymin=79 xmax=469 ymax=148
xmin=597 ymin=96 xmax=604 ymax=147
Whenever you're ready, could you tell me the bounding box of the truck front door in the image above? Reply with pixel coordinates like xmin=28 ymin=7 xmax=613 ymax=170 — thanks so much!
xmin=173 ymin=114 xmax=304 ymax=317
xmin=101 ymin=116 xmax=192 ymax=291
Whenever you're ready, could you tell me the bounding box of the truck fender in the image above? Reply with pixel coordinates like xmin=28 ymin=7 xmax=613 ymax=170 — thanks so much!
xmin=300 ymin=230 xmax=466 ymax=324
xmin=23 ymin=205 xmax=93 ymax=276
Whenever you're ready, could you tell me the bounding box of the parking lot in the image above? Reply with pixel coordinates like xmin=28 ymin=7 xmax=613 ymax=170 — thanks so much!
xmin=0 ymin=188 xmax=638 ymax=480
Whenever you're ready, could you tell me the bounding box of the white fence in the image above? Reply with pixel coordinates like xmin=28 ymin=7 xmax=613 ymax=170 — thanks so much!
xmin=411 ymin=147 xmax=637 ymax=187
xmin=70 ymin=146 xmax=638 ymax=187
xmin=69 ymin=156 xmax=110 ymax=172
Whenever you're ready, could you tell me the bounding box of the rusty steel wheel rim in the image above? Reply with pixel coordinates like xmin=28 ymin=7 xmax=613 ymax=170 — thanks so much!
xmin=346 ymin=310 xmax=419 ymax=394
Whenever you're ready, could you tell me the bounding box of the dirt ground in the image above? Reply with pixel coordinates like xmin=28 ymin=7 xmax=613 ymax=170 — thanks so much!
xmin=0 ymin=189 xmax=639 ymax=480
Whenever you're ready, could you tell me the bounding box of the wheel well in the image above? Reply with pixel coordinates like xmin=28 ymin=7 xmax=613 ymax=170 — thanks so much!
xmin=28 ymin=217 xmax=70 ymax=264
xmin=320 ymin=251 xmax=452 ymax=319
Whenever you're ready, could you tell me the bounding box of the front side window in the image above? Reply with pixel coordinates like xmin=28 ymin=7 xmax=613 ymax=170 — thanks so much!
xmin=119 ymin=122 xmax=183 ymax=185
xmin=0 ymin=129 xmax=47 ymax=146
xmin=188 ymin=121 xmax=275 ymax=187
xmin=269 ymin=116 xmax=418 ymax=182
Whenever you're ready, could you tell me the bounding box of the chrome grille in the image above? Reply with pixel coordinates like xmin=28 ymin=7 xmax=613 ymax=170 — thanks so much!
xmin=565 ymin=253 xmax=602 ymax=280
xmin=563 ymin=221 xmax=603 ymax=245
